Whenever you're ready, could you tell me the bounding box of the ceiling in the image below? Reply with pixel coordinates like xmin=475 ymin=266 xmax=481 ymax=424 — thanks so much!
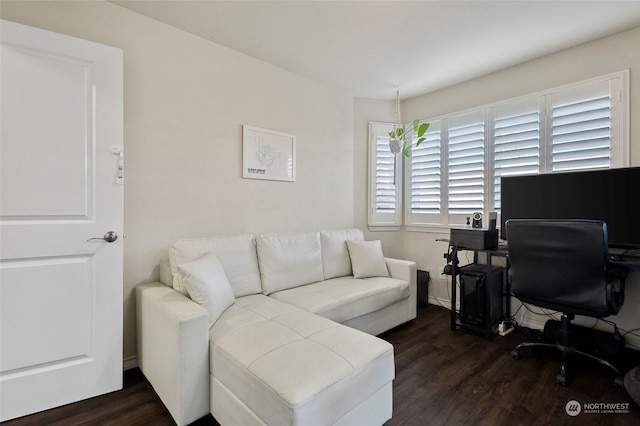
xmin=112 ymin=1 xmax=640 ymax=100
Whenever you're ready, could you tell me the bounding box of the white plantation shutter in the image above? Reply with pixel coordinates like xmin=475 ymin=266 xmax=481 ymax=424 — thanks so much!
xmin=381 ymin=71 xmax=627 ymax=231
xmin=493 ymin=99 xmax=541 ymax=211
xmin=549 ymin=81 xmax=613 ymax=172
xmin=405 ymin=121 xmax=443 ymax=226
xmin=448 ymin=111 xmax=485 ymax=217
xmin=368 ymin=122 xmax=401 ymax=229
xmin=375 ymin=135 xmax=396 ymax=211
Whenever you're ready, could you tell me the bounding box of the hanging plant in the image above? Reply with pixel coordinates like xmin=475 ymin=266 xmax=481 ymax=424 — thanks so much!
xmin=388 ymin=119 xmax=430 ymax=157
xmin=388 ymin=88 xmax=430 ymax=157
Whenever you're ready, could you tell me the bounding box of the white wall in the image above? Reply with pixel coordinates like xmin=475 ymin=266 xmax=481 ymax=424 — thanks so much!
xmin=1 ymin=1 xmax=355 ymax=362
xmin=356 ymin=25 xmax=640 ymax=347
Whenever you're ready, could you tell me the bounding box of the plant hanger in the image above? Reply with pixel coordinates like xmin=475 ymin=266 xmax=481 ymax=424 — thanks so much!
xmin=388 ymin=88 xmax=430 ymax=184
xmin=388 ymin=88 xmax=430 ymax=158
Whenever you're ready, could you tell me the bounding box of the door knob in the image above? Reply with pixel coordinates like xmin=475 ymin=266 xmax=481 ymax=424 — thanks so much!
xmin=87 ymin=231 xmax=118 ymax=243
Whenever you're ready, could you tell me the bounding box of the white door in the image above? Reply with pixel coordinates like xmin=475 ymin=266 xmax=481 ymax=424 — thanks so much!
xmin=0 ymin=20 xmax=123 ymax=421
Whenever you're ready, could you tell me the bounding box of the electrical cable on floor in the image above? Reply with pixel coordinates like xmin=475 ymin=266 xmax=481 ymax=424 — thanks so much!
xmin=596 ymin=317 xmax=623 ymax=336
xmin=506 ymin=303 xmax=524 ymax=328
xmin=622 ymin=327 xmax=640 ymax=339
xmin=521 ymin=302 xmax=559 ymax=319
xmin=513 ymin=303 xmax=638 ymax=344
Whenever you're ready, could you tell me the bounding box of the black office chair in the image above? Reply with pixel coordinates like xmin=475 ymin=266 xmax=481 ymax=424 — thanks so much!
xmin=506 ymin=219 xmax=628 ymax=385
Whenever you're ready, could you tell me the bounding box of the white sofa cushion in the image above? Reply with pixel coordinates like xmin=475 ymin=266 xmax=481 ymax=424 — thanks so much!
xmin=169 ymin=234 xmax=261 ymax=298
xmin=177 ymin=253 xmax=235 ymax=326
xmin=320 ymin=228 xmax=364 ymax=279
xmin=257 ymin=231 xmax=324 ymax=295
xmin=210 ymin=294 xmax=394 ymax=426
xmin=270 ymin=276 xmax=409 ymax=323
xmin=346 ymin=240 xmax=390 ymax=278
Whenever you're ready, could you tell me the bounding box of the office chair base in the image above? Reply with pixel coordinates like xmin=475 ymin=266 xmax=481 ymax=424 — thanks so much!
xmin=557 ymin=375 xmax=567 ymax=386
xmin=544 ymin=319 xmax=625 ymax=359
xmin=511 ymin=340 xmax=623 ymax=386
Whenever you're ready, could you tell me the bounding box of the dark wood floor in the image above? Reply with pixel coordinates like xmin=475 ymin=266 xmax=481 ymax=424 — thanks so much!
xmin=4 ymin=305 xmax=640 ymax=426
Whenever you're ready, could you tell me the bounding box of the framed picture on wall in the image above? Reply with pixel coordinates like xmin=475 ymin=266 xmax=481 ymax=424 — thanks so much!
xmin=242 ymin=125 xmax=296 ymax=182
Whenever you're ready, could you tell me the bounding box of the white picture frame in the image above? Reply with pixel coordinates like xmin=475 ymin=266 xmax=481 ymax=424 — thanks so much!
xmin=242 ymin=125 xmax=296 ymax=182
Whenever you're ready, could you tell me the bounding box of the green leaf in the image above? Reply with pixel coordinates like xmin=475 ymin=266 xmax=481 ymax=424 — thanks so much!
xmin=417 ymin=122 xmax=430 ymax=137
xmin=416 ymin=137 xmax=426 ymax=147
xmin=412 ymin=119 xmax=421 ymax=132
xmin=403 ymin=144 xmax=412 ymax=157
xmin=397 ymin=127 xmax=404 ymax=137
xmin=388 ymin=131 xmax=395 ymax=138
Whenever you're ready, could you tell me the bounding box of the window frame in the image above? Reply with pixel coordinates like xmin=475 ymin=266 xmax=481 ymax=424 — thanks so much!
xmin=403 ymin=119 xmax=445 ymax=227
xmin=368 ymin=121 xmax=402 ymax=230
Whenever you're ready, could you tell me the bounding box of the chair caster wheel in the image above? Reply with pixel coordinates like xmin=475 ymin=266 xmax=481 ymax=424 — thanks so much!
xmin=615 ymin=376 xmax=625 ymax=388
xmin=556 ymin=373 xmax=568 ymax=386
xmin=511 ymin=349 xmax=520 ymax=360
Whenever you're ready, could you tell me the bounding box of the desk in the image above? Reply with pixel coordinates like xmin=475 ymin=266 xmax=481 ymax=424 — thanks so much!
xmin=441 ymin=240 xmax=640 ymax=340
xmin=611 ymin=254 xmax=640 ymax=271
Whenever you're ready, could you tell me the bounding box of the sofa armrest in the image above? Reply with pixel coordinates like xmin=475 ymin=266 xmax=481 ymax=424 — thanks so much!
xmin=385 ymin=258 xmax=418 ymax=320
xmin=136 ymin=282 xmax=210 ymax=426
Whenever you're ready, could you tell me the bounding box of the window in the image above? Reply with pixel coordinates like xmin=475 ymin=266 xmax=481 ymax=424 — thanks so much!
xmin=548 ymin=80 xmax=621 ymax=172
xmin=447 ymin=111 xmax=486 ymax=223
xmin=402 ymin=71 xmax=629 ymax=230
xmin=368 ymin=122 xmax=402 ymax=229
xmin=405 ymin=120 xmax=443 ymax=226
xmin=492 ymin=98 xmax=542 ymax=211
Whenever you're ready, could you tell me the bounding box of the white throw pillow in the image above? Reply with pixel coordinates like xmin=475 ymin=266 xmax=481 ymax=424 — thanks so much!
xmin=346 ymin=240 xmax=390 ymax=279
xmin=177 ymin=253 xmax=235 ymax=326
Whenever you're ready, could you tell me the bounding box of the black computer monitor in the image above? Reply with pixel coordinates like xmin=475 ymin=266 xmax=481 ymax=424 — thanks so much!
xmin=500 ymin=167 xmax=640 ymax=249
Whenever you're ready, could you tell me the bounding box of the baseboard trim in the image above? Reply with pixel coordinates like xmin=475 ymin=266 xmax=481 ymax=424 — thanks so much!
xmin=516 ymin=316 xmax=546 ymax=331
xmin=427 ymin=296 xmax=459 ymax=311
xmin=123 ymin=355 xmax=138 ymax=371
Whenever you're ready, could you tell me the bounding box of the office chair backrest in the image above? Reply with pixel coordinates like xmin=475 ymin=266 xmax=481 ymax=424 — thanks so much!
xmin=506 ymin=219 xmax=614 ymax=317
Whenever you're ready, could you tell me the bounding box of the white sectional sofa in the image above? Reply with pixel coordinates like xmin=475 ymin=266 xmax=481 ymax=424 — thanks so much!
xmin=136 ymin=228 xmax=417 ymax=425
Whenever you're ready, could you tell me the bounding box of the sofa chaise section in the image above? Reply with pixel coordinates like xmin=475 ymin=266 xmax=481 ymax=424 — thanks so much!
xmin=210 ymin=294 xmax=394 ymax=425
